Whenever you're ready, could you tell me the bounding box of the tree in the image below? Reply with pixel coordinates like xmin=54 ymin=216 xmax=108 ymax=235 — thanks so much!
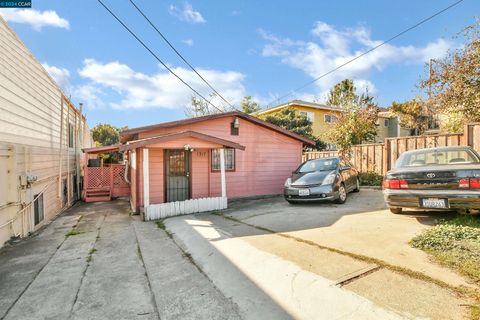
xmin=91 ymin=123 xmax=121 ymax=163
xmin=185 ymin=93 xmax=236 ymax=117
xmin=326 ymin=79 xmax=358 ymax=108
xmin=91 ymin=124 xmax=120 ymax=146
xmin=324 ymin=79 xmax=378 ymax=154
xmin=421 ymin=20 xmax=480 ymax=132
xmin=241 ymin=96 xmax=261 ymax=114
xmin=389 ymin=98 xmax=431 ymax=135
xmin=259 ymin=107 xmax=326 ymax=151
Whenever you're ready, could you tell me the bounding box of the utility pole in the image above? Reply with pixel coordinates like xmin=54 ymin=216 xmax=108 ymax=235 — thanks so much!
xmin=427 ymin=59 xmax=438 ymax=130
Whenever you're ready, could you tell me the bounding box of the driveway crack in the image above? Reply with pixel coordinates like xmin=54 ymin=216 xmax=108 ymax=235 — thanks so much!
xmin=334 ymin=266 xmax=382 ymax=287
xmin=132 ymin=221 xmax=161 ymax=320
xmin=68 ymin=213 xmax=107 ymax=319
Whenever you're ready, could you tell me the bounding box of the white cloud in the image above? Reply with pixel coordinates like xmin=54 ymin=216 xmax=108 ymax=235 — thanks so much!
xmin=260 ymin=21 xmax=452 ymax=102
xmin=42 ymin=63 xmax=70 ymax=89
xmin=169 ymin=3 xmax=205 ymax=24
xmin=73 ymin=85 xmax=106 ymax=109
xmin=77 ymin=59 xmax=246 ymax=110
xmin=182 ymin=39 xmax=194 ymax=46
xmin=0 ymin=9 xmax=69 ymax=31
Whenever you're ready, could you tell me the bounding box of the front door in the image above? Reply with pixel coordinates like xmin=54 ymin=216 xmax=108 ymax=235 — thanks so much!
xmin=165 ymin=150 xmax=190 ymax=202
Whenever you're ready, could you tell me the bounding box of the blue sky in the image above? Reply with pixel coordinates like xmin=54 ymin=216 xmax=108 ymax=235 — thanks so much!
xmin=1 ymin=0 xmax=478 ymax=129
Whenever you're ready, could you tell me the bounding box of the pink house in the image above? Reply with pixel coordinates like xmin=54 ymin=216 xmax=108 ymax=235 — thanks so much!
xmin=119 ymin=112 xmax=314 ymax=220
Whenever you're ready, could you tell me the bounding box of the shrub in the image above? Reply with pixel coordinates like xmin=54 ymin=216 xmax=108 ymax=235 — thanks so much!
xmin=358 ymin=171 xmax=383 ymax=186
xmin=410 ymin=215 xmax=480 ymax=283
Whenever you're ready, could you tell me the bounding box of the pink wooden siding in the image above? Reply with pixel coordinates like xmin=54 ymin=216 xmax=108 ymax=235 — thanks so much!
xmin=149 ymin=148 xmax=164 ymax=204
xmin=135 ymin=116 xmax=303 ymax=203
xmin=191 ymin=149 xmax=210 ymax=199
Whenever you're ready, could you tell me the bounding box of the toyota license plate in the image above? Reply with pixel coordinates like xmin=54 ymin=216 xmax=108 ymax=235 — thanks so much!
xmin=298 ymin=189 xmax=310 ymax=196
xmin=421 ymin=198 xmax=448 ymax=209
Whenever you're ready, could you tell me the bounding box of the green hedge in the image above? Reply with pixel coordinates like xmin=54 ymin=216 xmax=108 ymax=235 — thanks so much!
xmin=359 ymin=171 xmax=383 ymax=186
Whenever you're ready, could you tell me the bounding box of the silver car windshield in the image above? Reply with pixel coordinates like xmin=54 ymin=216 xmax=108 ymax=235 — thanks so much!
xmin=396 ymin=149 xmax=480 ymax=168
xmin=297 ymin=158 xmax=339 ymax=173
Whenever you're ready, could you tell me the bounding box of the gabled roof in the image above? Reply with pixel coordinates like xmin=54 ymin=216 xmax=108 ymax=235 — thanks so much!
xmin=119 ymin=131 xmax=246 ymax=151
xmin=257 ymin=100 xmax=344 ymax=115
xmin=120 ymin=111 xmax=315 ymax=146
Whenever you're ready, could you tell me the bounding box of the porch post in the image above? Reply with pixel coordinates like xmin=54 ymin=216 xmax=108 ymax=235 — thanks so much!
xmin=143 ymin=148 xmax=150 ymax=208
xmin=219 ymin=148 xmax=226 ymax=198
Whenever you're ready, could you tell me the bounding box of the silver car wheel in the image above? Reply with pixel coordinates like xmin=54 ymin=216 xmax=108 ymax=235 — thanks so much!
xmin=339 ymin=185 xmax=346 ymax=201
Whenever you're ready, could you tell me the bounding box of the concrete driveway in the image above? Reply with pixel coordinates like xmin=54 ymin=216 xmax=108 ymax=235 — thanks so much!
xmin=165 ymin=189 xmax=474 ymax=320
xmin=0 ymin=191 xmax=474 ymax=319
xmin=0 ymin=200 xmax=240 ymax=320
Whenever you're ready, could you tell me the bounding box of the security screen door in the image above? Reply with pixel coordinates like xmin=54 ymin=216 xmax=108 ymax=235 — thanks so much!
xmin=165 ymin=150 xmax=190 ymax=202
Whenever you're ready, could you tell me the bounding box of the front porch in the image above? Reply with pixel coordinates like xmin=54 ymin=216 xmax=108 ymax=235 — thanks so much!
xmin=120 ymin=131 xmax=246 ymax=220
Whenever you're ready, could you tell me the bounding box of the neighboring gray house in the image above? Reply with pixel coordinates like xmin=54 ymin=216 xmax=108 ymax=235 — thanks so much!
xmin=0 ymin=17 xmax=94 ymax=247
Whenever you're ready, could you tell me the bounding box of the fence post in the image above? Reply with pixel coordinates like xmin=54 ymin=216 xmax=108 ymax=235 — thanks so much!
xmin=382 ymin=139 xmax=389 ymax=175
xmin=464 ymin=123 xmax=470 ymax=146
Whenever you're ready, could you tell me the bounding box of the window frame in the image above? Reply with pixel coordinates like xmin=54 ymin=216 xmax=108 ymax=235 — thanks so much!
xmin=33 ymin=193 xmax=44 ymax=226
xmin=211 ymin=148 xmax=236 ymax=172
xmin=324 ymin=114 xmax=336 ymax=124
xmin=68 ymin=123 xmax=74 ymax=149
xmin=384 ymin=119 xmax=390 ymax=127
xmin=300 ymin=111 xmax=315 ymax=122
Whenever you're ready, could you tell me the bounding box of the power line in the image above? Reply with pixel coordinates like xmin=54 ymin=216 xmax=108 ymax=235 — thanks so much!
xmin=97 ymin=0 xmax=226 ymax=113
xmin=267 ymin=0 xmax=465 ymax=107
xmin=128 ymin=0 xmax=237 ymax=110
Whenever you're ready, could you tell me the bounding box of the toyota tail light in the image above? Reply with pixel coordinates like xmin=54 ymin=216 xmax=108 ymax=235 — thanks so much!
xmin=459 ymin=178 xmax=480 ymax=189
xmin=383 ymin=179 xmax=409 ymax=189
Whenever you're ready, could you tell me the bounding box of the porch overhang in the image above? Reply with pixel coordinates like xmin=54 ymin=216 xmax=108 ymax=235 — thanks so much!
xmin=82 ymin=144 xmax=122 ymax=154
xmin=119 ymin=131 xmax=246 ymax=151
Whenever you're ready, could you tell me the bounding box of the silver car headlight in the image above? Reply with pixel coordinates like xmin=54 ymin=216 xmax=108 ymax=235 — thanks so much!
xmin=284 ymin=178 xmax=292 ymax=187
xmin=322 ymin=173 xmax=336 ymax=185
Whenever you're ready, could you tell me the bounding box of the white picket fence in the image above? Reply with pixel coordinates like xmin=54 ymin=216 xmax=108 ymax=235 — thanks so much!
xmin=145 ymin=197 xmax=228 ymax=220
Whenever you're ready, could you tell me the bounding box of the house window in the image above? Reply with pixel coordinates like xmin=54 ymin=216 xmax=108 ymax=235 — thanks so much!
xmin=384 ymin=119 xmax=390 ymax=127
xmin=68 ymin=123 xmax=74 ymax=148
xmin=211 ymin=149 xmax=235 ymax=171
xmin=230 ymin=122 xmax=239 ymax=136
xmin=324 ymin=114 xmax=337 ymax=124
xmin=325 ymin=143 xmax=337 ymax=151
xmin=33 ymin=193 xmax=44 ymax=226
xmin=300 ymin=111 xmax=315 ymax=122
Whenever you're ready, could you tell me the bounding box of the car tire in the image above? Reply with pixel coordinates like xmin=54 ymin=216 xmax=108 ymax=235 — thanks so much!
xmin=286 ymin=200 xmax=297 ymax=205
xmin=335 ymin=184 xmax=347 ymax=204
xmin=352 ymin=178 xmax=360 ymax=193
xmin=390 ymin=207 xmax=402 ymax=214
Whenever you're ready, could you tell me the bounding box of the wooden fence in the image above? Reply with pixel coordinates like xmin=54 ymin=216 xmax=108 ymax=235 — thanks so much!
xmin=303 ymin=123 xmax=480 ymax=175
xmin=303 ymin=144 xmax=385 ymax=174
xmin=384 ymin=134 xmax=463 ymax=172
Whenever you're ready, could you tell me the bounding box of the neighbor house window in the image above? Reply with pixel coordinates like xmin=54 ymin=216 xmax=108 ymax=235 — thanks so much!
xmin=324 ymin=114 xmax=337 ymax=124
xmin=384 ymin=119 xmax=390 ymax=127
xmin=68 ymin=123 xmax=74 ymax=148
xmin=211 ymin=149 xmax=235 ymax=171
xmin=300 ymin=111 xmax=315 ymax=122
xmin=34 ymin=193 xmax=44 ymax=226
xmin=325 ymin=143 xmax=337 ymax=151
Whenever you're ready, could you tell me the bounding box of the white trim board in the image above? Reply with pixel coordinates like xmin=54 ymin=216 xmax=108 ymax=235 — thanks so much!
xmin=145 ymin=197 xmax=228 ymax=220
